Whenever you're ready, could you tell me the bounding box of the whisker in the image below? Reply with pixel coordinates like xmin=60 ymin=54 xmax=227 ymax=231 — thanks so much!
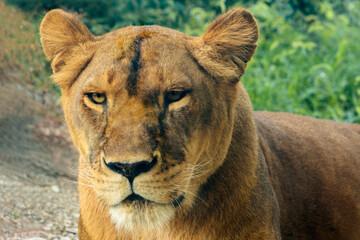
xmin=67 ymin=179 xmax=94 ymax=188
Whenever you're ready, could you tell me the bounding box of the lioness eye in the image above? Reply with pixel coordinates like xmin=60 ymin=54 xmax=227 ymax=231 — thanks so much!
xmin=165 ymin=90 xmax=187 ymax=103
xmin=87 ymin=93 xmax=106 ymax=104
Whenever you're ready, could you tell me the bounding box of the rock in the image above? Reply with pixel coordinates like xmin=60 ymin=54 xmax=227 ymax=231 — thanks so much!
xmin=65 ymin=227 xmax=78 ymax=234
xmin=51 ymin=185 xmax=60 ymax=193
xmin=44 ymin=223 xmax=53 ymax=231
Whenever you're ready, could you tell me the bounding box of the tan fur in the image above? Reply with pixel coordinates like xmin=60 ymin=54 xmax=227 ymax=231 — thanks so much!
xmin=40 ymin=8 xmax=360 ymax=240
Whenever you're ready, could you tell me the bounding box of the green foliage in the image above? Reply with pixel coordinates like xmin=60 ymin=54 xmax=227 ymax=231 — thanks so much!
xmin=6 ymin=0 xmax=224 ymax=36
xmin=86 ymin=0 xmax=226 ymax=36
xmin=244 ymin=1 xmax=360 ymax=123
xmin=3 ymin=0 xmax=360 ymax=123
xmin=0 ymin=1 xmax=52 ymax=90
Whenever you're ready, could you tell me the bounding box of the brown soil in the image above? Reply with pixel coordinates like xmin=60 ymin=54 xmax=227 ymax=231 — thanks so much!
xmin=0 ymin=75 xmax=80 ymax=239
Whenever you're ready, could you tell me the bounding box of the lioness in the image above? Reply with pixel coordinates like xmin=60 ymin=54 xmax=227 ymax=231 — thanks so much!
xmin=40 ymin=7 xmax=360 ymax=240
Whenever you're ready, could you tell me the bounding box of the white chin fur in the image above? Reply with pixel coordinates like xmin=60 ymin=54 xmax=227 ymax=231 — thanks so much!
xmin=109 ymin=204 xmax=175 ymax=232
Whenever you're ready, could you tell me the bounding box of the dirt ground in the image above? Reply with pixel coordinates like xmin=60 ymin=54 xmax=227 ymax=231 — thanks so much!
xmin=0 ymin=74 xmax=80 ymax=239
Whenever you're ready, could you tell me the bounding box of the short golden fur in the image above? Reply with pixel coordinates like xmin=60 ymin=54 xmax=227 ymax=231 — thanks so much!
xmin=40 ymin=8 xmax=360 ymax=240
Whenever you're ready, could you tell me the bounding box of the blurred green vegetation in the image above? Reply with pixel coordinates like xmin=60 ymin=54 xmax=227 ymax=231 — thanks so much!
xmin=246 ymin=1 xmax=360 ymax=122
xmin=2 ymin=0 xmax=360 ymax=123
xmin=0 ymin=1 xmax=51 ymax=89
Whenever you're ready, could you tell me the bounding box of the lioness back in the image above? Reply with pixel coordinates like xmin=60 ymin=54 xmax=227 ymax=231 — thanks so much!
xmin=256 ymin=111 xmax=360 ymax=239
xmin=39 ymin=6 xmax=360 ymax=240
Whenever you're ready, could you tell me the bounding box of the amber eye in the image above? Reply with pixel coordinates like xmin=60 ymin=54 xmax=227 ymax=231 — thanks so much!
xmin=165 ymin=90 xmax=187 ymax=103
xmin=87 ymin=93 xmax=106 ymax=104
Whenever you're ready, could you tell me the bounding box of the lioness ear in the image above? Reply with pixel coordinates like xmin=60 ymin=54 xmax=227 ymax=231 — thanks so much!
xmin=190 ymin=8 xmax=259 ymax=82
xmin=40 ymin=9 xmax=94 ymax=73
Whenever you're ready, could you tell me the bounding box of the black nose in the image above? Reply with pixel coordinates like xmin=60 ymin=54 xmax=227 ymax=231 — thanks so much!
xmin=103 ymin=156 xmax=157 ymax=183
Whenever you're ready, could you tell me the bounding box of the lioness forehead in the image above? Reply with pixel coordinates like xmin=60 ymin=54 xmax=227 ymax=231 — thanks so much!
xmin=84 ymin=26 xmax=197 ymax=97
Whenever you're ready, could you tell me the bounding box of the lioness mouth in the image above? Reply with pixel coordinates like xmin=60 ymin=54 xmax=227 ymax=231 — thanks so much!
xmin=123 ymin=193 xmax=147 ymax=204
xmin=119 ymin=193 xmax=185 ymax=208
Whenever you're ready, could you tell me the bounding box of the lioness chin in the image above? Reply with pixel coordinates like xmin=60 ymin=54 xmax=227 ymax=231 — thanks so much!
xmin=40 ymin=7 xmax=360 ymax=240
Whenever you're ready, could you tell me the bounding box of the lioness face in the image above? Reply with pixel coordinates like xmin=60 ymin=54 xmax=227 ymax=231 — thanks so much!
xmin=40 ymin=9 xmax=258 ymax=232
xmin=69 ymin=31 xmax=236 ymax=230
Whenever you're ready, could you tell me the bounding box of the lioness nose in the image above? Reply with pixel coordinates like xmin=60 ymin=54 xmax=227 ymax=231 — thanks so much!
xmin=104 ymin=156 xmax=157 ymax=183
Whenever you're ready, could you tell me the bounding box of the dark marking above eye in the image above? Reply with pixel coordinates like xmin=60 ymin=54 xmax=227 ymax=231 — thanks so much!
xmin=68 ymin=53 xmax=95 ymax=89
xmin=186 ymin=51 xmax=219 ymax=84
xmin=107 ymin=70 xmax=115 ymax=84
xmin=127 ymin=38 xmax=143 ymax=96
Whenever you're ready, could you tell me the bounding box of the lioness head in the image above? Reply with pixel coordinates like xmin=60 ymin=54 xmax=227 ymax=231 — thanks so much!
xmin=40 ymin=8 xmax=258 ymax=232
